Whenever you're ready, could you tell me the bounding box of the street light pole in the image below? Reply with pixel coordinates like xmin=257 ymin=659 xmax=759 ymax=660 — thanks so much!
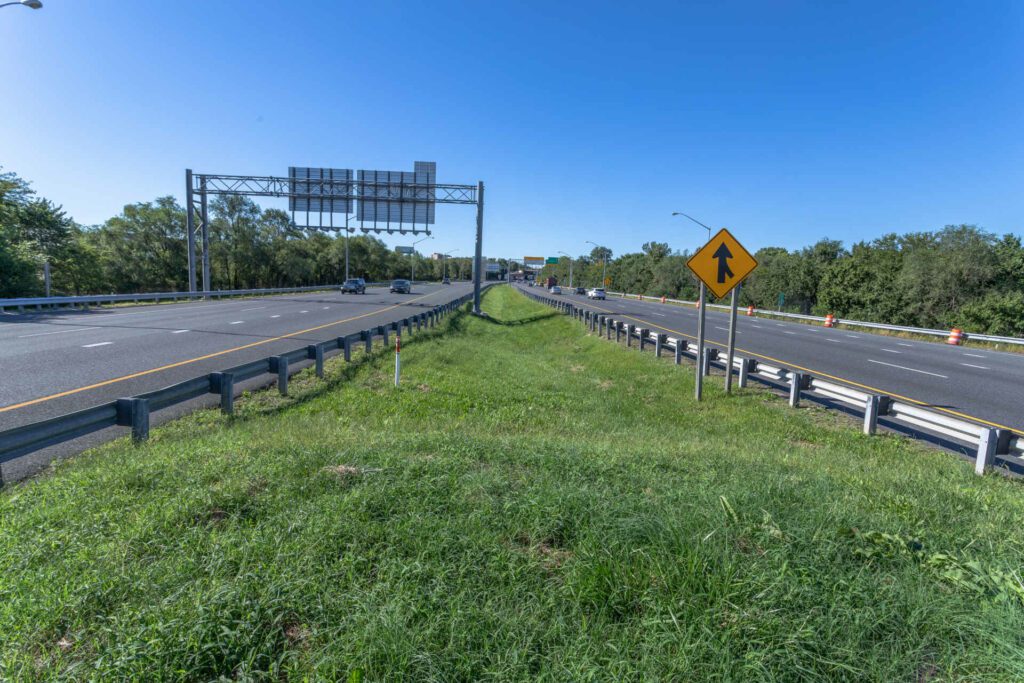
xmin=557 ymin=251 xmax=573 ymax=288
xmin=672 ymin=211 xmax=716 ymax=401
xmin=411 ymin=235 xmax=432 ymax=282
xmin=585 ymin=240 xmax=607 ymax=288
xmin=344 ymin=213 xmax=352 ymax=281
xmin=443 ymin=249 xmax=459 ymax=281
xmin=0 ymin=1 xmax=43 ymax=9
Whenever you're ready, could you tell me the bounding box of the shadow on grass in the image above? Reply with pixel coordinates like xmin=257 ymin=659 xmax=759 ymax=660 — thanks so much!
xmin=477 ymin=310 xmax=561 ymax=327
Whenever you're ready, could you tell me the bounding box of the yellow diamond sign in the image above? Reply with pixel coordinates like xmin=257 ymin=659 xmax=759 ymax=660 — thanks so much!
xmin=686 ymin=228 xmax=758 ymax=299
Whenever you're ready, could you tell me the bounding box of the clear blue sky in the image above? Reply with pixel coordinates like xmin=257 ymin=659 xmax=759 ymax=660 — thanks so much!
xmin=2 ymin=1 xmax=1021 ymax=260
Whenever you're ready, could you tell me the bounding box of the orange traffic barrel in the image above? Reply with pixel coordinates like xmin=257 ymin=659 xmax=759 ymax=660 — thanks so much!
xmin=746 ymin=305 xmax=754 ymax=316
xmin=947 ymin=328 xmax=964 ymax=345
xmin=824 ymin=314 xmax=835 ymax=328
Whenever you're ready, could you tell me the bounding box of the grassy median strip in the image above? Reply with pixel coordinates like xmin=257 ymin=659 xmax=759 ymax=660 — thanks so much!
xmin=3 ymin=286 xmax=1024 ymax=680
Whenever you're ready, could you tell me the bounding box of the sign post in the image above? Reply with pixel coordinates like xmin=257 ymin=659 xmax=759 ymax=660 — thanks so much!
xmin=695 ymin=282 xmax=707 ymax=400
xmin=394 ymin=335 xmax=401 ymax=387
xmin=725 ymin=286 xmax=740 ymax=393
xmin=686 ymin=228 xmax=759 ymax=400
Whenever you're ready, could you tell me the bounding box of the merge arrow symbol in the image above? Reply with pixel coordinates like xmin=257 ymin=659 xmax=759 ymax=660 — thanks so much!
xmin=712 ymin=242 xmax=734 ymax=283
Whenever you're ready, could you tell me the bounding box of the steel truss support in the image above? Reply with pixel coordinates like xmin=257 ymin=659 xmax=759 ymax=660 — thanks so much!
xmin=185 ymin=170 xmax=484 ymax=304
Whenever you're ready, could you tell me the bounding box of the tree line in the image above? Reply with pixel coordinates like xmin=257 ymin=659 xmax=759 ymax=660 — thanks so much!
xmin=0 ymin=167 xmax=476 ymax=298
xmin=540 ymin=226 xmax=1024 ymax=336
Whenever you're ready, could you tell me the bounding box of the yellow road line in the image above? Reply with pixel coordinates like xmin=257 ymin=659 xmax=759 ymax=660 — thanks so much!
xmin=584 ymin=300 xmax=1024 ymax=435
xmin=0 ymin=290 xmax=446 ymax=413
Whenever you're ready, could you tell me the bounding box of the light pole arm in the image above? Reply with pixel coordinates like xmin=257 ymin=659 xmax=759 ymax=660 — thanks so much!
xmin=672 ymin=211 xmax=713 ymax=241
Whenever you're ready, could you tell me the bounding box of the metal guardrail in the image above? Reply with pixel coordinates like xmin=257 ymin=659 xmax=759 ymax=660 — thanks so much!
xmin=523 ymin=289 xmax=1022 ymax=476
xmin=0 ymin=290 xmax=483 ymax=486
xmin=603 ymin=290 xmax=1024 ymax=346
xmin=0 ymin=282 xmax=420 ymax=313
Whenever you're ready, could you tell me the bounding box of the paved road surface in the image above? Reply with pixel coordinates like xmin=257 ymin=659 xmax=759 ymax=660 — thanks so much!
xmin=521 ymin=285 xmax=1024 ymax=435
xmin=0 ymin=282 xmax=474 ymax=431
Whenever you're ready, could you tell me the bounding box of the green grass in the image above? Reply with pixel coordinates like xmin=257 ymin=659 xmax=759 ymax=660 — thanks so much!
xmin=3 ymin=286 xmax=1024 ymax=681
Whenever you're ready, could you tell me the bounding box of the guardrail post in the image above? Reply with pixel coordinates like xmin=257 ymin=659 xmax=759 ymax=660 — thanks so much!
xmin=701 ymin=348 xmax=713 ymax=376
xmin=117 ymin=397 xmax=150 ymax=443
xmin=626 ymin=324 xmax=635 ymax=347
xmin=674 ymin=339 xmax=682 ymax=365
xmin=975 ymin=428 xmax=999 ymax=475
xmin=211 ymin=372 xmax=235 ymax=414
xmin=404 ymin=318 xmax=413 ymax=335
xmin=863 ymin=394 xmax=882 ymax=435
xmin=380 ymin=324 xmax=389 ymax=348
xmin=307 ymin=344 xmax=324 ymax=378
xmin=615 ymin=321 xmax=623 ymax=343
xmin=789 ymin=372 xmax=803 ymax=407
xmin=362 ymin=329 xmax=372 ymax=353
xmin=639 ymin=328 xmax=649 ymax=351
xmin=272 ymin=356 xmax=289 ymax=396
xmin=655 ymin=333 xmax=666 ymax=357
xmin=738 ymin=358 xmax=750 ymax=388
xmin=597 ymin=315 xmax=604 ymax=336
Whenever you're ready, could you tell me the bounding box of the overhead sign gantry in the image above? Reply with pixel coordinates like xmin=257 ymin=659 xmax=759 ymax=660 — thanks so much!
xmin=186 ymin=162 xmax=487 ymax=313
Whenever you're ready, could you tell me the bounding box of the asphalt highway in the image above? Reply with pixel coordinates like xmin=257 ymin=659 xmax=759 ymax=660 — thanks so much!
xmin=521 ymin=285 xmax=1024 ymax=436
xmin=0 ymin=282 xmax=476 ymax=431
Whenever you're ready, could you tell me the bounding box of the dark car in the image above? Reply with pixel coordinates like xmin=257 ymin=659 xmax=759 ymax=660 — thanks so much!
xmin=390 ymin=279 xmax=412 ymax=294
xmin=574 ymin=286 xmax=586 ymax=295
xmin=341 ymin=278 xmax=366 ymax=294
xmin=442 ymin=277 xmax=451 ymax=285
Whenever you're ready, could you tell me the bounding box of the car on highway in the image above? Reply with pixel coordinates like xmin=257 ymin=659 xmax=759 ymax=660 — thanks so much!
xmin=587 ymin=287 xmax=606 ymax=300
xmin=549 ymin=285 xmax=562 ymax=295
xmin=390 ymin=279 xmax=412 ymax=294
xmin=574 ymin=286 xmax=586 ymax=295
xmin=442 ymin=277 xmax=451 ymax=285
xmin=341 ymin=278 xmax=366 ymax=294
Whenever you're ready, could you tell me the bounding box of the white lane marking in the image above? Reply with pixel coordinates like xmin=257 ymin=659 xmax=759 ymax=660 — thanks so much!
xmin=171 ymin=329 xmax=189 ymax=334
xmin=650 ymin=312 xmax=666 ymax=317
xmin=867 ymin=359 xmax=948 ymax=378
xmin=241 ymin=306 xmax=266 ymax=311
xmin=881 ymin=348 xmax=901 ymax=354
xmin=960 ymin=363 xmax=990 ymax=370
xmin=898 ymin=343 xmax=913 ymax=347
xmin=963 ymin=353 xmax=985 ymax=358
xmin=82 ymin=341 xmax=113 ymax=348
xmin=776 ymin=323 xmax=785 ymax=327
xmin=826 ymin=339 xmax=842 ymax=343
xmin=270 ymin=315 xmax=281 ymax=318
xmin=751 ymin=324 xmax=763 ymax=328
xmin=784 ymin=331 xmax=797 ymax=335
xmin=300 ymin=310 xmax=309 ymax=313
xmin=18 ymin=326 xmax=100 ymax=338
xmin=846 ymin=334 xmax=860 ymax=338
xmin=229 ymin=321 xmax=244 ymax=325
xmin=322 ymin=306 xmax=330 ymax=309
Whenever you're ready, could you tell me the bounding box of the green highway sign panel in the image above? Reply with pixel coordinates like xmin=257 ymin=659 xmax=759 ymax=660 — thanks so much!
xmin=546 ymin=257 xmax=559 ymax=264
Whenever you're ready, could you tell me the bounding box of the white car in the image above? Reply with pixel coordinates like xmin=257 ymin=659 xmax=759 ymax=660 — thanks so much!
xmin=549 ymin=285 xmax=562 ymax=294
xmin=587 ymin=288 xmax=606 ymax=300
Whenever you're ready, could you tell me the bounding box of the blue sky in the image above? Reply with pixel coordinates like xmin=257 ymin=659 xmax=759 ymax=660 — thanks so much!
xmin=1 ymin=1 xmax=1021 ymax=260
